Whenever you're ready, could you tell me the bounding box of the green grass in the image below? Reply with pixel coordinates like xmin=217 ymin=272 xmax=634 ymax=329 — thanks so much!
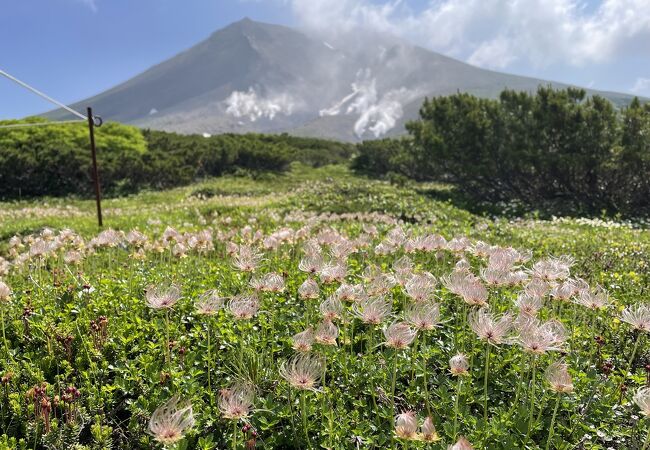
xmin=0 ymin=163 xmax=649 ymax=449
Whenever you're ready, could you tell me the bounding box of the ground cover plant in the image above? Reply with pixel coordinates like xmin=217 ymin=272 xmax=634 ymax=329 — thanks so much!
xmin=0 ymin=165 xmax=649 ymax=449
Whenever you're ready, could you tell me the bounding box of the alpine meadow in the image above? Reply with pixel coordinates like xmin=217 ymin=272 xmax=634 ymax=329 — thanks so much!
xmin=1 ymin=5 xmax=650 ymax=450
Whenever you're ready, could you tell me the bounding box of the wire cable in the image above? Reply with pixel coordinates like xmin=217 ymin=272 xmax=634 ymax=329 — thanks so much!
xmin=0 ymin=68 xmax=88 ymax=120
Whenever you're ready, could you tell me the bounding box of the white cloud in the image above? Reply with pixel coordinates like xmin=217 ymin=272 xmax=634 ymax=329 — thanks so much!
xmin=632 ymin=77 xmax=650 ymax=94
xmin=287 ymin=0 xmax=650 ymax=69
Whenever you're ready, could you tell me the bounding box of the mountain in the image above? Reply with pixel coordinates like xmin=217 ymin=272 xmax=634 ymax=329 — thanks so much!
xmin=45 ymin=18 xmax=641 ymax=142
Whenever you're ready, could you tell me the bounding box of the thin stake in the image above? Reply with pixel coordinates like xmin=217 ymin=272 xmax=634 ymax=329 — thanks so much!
xmin=87 ymin=107 xmax=103 ymax=227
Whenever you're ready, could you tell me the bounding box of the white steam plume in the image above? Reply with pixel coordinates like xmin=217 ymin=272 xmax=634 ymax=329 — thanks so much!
xmin=225 ymin=88 xmax=296 ymax=122
xmin=320 ymin=68 xmax=416 ymax=138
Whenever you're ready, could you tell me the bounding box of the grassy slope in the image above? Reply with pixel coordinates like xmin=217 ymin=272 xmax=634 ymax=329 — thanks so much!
xmin=1 ymin=163 xmax=648 ymax=299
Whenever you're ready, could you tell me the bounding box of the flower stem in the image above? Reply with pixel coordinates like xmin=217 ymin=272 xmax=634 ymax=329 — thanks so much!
xmin=300 ymin=390 xmax=310 ymax=448
xmin=164 ymin=309 xmax=171 ymax=371
xmin=545 ymin=394 xmax=561 ymax=450
xmin=232 ymin=420 xmax=238 ymax=450
xmin=1 ymin=307 xmax=10 ymax=361
xmin=626 ymin=333 xmax=642 ymax=376
xmin=483 ymin=344 xmax=491 ymax=425
xmin=207 ymin=321 xmax=212 ymax=395
xmin=527 ymin=356 xmax=538 ymax=436
xmin=391 ymin=349 xmax=398 ymax=415
xmin=642 ymin=425 xmax=650 ymax=450
xmin=453 ymin=378 xmax=463 ymax=439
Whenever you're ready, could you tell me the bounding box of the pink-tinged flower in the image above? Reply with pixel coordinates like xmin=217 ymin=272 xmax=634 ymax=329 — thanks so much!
xmin=145 ymin=284 xmax=182 ymax=309
xmin=298 ymin=254 xmax=324 ymax=274
xmin=531 ymin=256 xmax=574 ymax=281
xmin=0 ymin=281 xmax=11 ymax=303
xmin=319 ymin=263 xmax=346 ymax=284
xmin=148 ymin=395 xmax=195 ymax=445
xmin=448 ymin=437 xmax=474 ymax=450
xmin=575 ymin=285 xmax=610 ymax=310
xmin=292 ymin=328 xmax=315 ymax=352
xmin=352 ymin=296 xmax=392 ymax=325
xmin=468 ymin=309 xmax=513 ymax=345
xmin=545 ymin=361 xmax=574 ymax=393
xmin=514 ymin=293 xmax=544 ymax=317
xmin=480 ymin=268 xmax=512 ymax=287
xmin=633 ymin=387 xmax=650 ymax=416
xmin=447 ymin=237 xmax=472 ymax=253
xmin=621 ymin=304 xmax=650 ymax=332
xmin=251 ymin=272 xmax=285 ymax=293
xmin=314 ymin=320 xmax=339 ymax=346
xmin=383 ymin=322 xmax=417 ymax=349
xmin=405 ymin=301 xmax=441 ymax=331
xmin=367 ymin=273 xmax=396 ymax=296
xmin=232 ymin=245 xmax=263 ymax=272
xmin=280 ymin=354 xmax=324 ymax=391
xmin=335 ymin=283 xmax=363 ymax=302
xmin=515 ymin=317 xmax=567 ymax=354
xmin=449 ymin=353 xmax=470 ymax=376
xmin=550 ymin=279 xmax=581 ymax=302
xmin=228 ymin=294 xmax=260 ymax=320
xmin=524 ymin=278 xmax=551 ymax=298
xmin=421 ymin=416 xmax=439 ymax=442
xmin=442 ymin=271 xmax=488 ymax=307
xmin=394 ymin=411 xmax=418 ymax=440
xmin=405 ymin=272 xmax=437 ymax=303
xmin=320 ymin=296 xmax=343 ymax=321
xmin=298 ymin=278 xmax=320 ymax=300
xmin=219 ymin=383 xmax=254 ymax=420
xmin=392 ymin=256 xmax=414 ymax=287
xmin=195 ymin=290 xmax=226 ymax=316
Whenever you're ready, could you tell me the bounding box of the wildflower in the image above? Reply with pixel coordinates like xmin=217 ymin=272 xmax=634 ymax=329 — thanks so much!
xmin=442 ymin=271 xmax=488 ymax=307
xmin=550 ymin=279 xmax=581 ymax=302
xmin=394 ymin=411 xmax=418 ymax=440
xmin=392 ymin=256 xmax=414 ymax=286
xmin=298 ymin=278 xmax=320 ymax=300
xmin=0 ymin=281 xmax=11 ymax=302
xmin=383 ymin=322 xmax=417 ymax=349
xmin=251 ymin=272 xmax=285 ymax=293
xmin=335 ymin=283 xmax=363 ymax=302
xmin=405 ymin=301 xmax=441 ymax=331
xmin=515 ymin=317 xmax=567 ymax=354
xmin=299 ymin=255 xmax=324 ymax=274
xmin=449 ymin=437 xmax=474 ymax=450
xmin=219 ymin=383 xmax=254 ymax=420
xmin=319 ymin=263 xmax=346 ymax=284
xmin=145 ymin=284 xmax=182 ymax=309
xmin=352 ymin=296 xmax=392 ymax=325
xmin=545 ymin=361 xmax=574 ymax=393
xmin=279 ymin=354 xmax=324 ymax=390
xmin=575 ymin=285 xmax=610 ymax=310
xmin=314 ymin=320 xmax=339 ymax=346
xmin=449 ymin=353 xmax=470 ymax=376
xmin=421 ymin=416 xmax=439 ymax=442
xmin=320 ymin=296 xmax=343 ymax=321
xmin=633 ymin=386 xmax=650 ymax=416
xmin=514 ymin=293 xmax=544 ymax=316
xmin=233 ymin=245 xmax=263 ymax=272
xmin=468 ymin=309 xmax=513 ymax=345
xmin=228 ymin=294 xmax=260 ymax=320
xmin=148 ymin=396 xmax=195 ymax=445
xmin=404 ymin=272 xmax=437 ymax=302
xmin=621 ymin=304 xmax=650 ymax=332
xmin=63 ymin=250 xmax=84 ymax=265
xmin=531 ymin=256 xmax=574 ymax=281
xmin=292 ymin=328 xmax=315 ymax=352
xmin=195 ymin=290 xmax=226 ymax=315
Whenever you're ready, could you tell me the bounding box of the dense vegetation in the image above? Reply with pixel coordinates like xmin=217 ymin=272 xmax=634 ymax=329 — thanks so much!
xmin=354 ymin=88 xmax=650 ymax=217
xmin=0 ymin=165 xmax=649 ymax=449
xmin=0 ymin=119 xmax=352 ymax=199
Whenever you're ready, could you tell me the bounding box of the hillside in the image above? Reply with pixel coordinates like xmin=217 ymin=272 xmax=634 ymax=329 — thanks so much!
xmin=45 ymin=18 xmax=641 ymax=141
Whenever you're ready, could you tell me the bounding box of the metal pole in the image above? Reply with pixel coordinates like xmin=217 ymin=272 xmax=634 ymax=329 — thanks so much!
xmin=87 ymin=107 xmax=103 ymax=227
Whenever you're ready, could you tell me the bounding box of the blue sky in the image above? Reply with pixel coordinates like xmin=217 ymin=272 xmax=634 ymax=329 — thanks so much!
xmin=2 ymin=0 xmax=649 ymax=119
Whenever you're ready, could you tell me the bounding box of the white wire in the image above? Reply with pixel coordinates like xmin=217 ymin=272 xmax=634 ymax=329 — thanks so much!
xmin=0 ymin=68 xmax=88 ymax=121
